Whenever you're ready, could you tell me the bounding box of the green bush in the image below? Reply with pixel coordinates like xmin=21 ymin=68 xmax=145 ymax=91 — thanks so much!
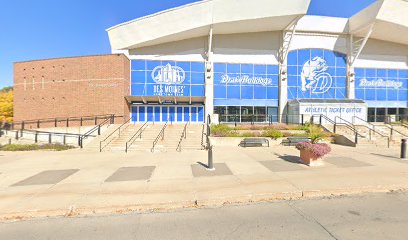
xmin=262 ymin=129 xmax=284 ymax=139
xmin=0 ymin=143 xmax=75 ymax=151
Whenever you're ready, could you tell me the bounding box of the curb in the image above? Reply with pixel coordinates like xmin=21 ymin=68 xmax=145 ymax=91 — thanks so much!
xmin=1 ymin=186 xmax=407 ymax=222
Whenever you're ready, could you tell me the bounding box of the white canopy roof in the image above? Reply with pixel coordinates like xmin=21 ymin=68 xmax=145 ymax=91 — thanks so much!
xmin=107 ymin=0 xmax=311 ymax=50
xmin=349 ymin=0 xmax=408 ymax=46
xmin=107 ymin=0 xmax=408 ymax=50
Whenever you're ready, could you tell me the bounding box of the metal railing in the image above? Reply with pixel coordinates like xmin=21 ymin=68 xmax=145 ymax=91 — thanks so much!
xmin=2 ymin=114 xmax=118 ymax=130
xmin=200 ymin=124 xmax=206 ymax=150
xmin=176 ymin=122 xmax=188 ymax=152
xmin=2 ymin=128 xmax=86 ymax=146
xmin=99 ymin=117 xmax=131 ymax=152
xmin=151 ymin=121 xmax=168 ymax=152
xmin=125 ymin=122 xmax=148 ymax=153
xmin=79 ymin=117 xmax=113 ymax=148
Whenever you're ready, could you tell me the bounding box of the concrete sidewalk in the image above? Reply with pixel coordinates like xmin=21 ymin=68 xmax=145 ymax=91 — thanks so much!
xmin=0 ymin=144 xmax=408 ymax=221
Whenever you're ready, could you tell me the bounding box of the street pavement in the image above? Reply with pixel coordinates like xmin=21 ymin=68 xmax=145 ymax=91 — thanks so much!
xmin=0 ymin=143 xmax=408 ymax=221
xmin=1 ymin=192 xmax=407 ymax=240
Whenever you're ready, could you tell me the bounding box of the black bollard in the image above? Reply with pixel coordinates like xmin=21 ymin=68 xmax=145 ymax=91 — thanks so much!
xmin=401 ymin=139 xmax=407 ymax=160
xmin=207 ymin=145 xmax=215 ymax=170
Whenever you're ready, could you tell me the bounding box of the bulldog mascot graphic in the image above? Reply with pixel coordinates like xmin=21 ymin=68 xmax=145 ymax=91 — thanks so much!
xmin=301 ymin=56 xmax=332 ymax=94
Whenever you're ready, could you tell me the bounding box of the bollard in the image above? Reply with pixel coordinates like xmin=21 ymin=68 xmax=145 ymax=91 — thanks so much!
xmin=401 ymin=139 xmax=407 ymax=160
xmin=207 ymin=145 xmax=215 ymax=171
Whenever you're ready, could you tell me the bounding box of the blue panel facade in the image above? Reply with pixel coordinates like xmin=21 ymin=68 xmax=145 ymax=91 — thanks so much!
xmin=355 ymin=68 xmax=408 ymax=108
xmin=131 ymin=60 xmax=205 ymax=97
xmin=287 ymin=49 xmax=347 ymax=100
xmin=213 ymin=62 xmax=279 ymax=106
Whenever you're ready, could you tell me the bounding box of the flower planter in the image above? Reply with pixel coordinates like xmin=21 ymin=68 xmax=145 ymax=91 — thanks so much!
xmin=295 ymin=142 xmax=331 ymax=167
xmin=299 ymin=149 xmax=324 ymax=166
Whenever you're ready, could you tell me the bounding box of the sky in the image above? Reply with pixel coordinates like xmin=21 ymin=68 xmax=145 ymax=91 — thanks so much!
xmin=0 ymin=0 xmax=377 ymax=89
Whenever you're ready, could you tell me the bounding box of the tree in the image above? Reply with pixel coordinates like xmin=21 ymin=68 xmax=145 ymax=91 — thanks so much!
xmin=0 ymin=87 xmax=13 ymax=123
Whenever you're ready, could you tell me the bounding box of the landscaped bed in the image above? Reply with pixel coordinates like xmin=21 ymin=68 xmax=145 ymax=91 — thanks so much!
xmin=210 ymin=123 xmax=335 ymax=141
xmin=0 ymin=143 xmax=75 ymax=151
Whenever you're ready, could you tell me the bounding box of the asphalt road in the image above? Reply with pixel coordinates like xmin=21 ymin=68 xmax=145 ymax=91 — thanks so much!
xmin=1 ymin=192 xmax=408 ymax=240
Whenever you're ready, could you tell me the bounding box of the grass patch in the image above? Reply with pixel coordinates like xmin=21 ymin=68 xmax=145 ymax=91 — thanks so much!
xmin=0 ymin=143 xmax=75 ymax=151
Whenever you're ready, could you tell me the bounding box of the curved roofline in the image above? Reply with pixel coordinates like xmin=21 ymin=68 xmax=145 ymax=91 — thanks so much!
xmin=107 ymin=0 xmax=408 ymax=51
xmin=106 ymin=0 xmax=207 ymax=31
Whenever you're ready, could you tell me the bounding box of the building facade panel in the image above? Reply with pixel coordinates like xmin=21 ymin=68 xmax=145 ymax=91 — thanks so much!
xmin=13 ymin=54 xmax=130 ymax=126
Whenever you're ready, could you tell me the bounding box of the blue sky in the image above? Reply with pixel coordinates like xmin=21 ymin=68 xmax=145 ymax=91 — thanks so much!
xmin=0 ymin=0 xmax=377 ymax=88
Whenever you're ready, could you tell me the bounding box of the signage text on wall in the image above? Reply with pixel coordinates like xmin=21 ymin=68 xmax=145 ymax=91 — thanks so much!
xmin=358 ymin=78 xmax=403 ymax=89
xmin=220 ymin=74 xmax=272 ymax=86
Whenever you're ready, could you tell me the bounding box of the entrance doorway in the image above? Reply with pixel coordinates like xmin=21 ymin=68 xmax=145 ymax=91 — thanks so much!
xmin=131 ymin=105 xmax=204 ymax=123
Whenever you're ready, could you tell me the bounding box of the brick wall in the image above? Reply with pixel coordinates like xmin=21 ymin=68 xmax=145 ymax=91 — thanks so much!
xmin=13 ymin=54 xmax=130 ymax=128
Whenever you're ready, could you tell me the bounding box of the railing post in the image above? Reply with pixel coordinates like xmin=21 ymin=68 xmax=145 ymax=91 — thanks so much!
xmin=78 ymin=136 xmax=81 ymax=147
xmin=35 ymin=132 xmax=38 ymax=143
xmin=125 ymin=142 xmax=128 ymax=153
xmin=80 ymin=117 xmax=83 ymax=126
xmin=111 ymin=114 xmax=115 ymax=124
xmin=37 ymin=120 xmax=40 ymax=129
xmin=301 ymin=114 xmax=304 ymax=125
xmin=319 ymin=115 xmax=322 ymax=125
xmin=55 ymin=118 xmax=57 ymax=127
xmin=66 ymin=118 xmax=69 ymax=127
xmin=22 ymin=121 xmax=25 ymax=130
xmin=334 ymin=124 xmax=337 ymax=133
xmin=20 ymin=129 xmax=23 ymax=138
xmin=95 ymin=116 xmax=98 ymax=125
xmin=390 ymin=128 xmax=393 ymax=140
xmin=369 ymin=129 xmax=372 ymax=140
xmin=63 ymin=135 xmax=66 ymax=145
xmin=98 ymin=125 xmax=101 ymax=135
xmin=48 ymin=133 xmax=52 ymax=144
xmin=355 ymin=131 xmax=358 ymax=144
xmin=15 ymin=131 xmax=19 ymax=140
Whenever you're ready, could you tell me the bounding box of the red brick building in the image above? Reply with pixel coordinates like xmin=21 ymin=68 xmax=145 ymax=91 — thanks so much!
xmin=13 ymin=54 xmax=130 ymax=125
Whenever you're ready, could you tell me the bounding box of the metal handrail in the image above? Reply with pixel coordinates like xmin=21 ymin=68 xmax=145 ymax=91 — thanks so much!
xmin=125 ymin=121 xmax=148 ymax=153
xmin=200 ymin=124 xmax=205 ymax=150
xmin=176 ymin=122 xmax=188 ymax=152
xmin=99 ymin=117 xmax=131 ymax=152
xmin=353 ymin=115 xmax=407 ymax=139
xmin=8 ymin=114 xmax=117 ymax=130
xmin=79 ymin=117 xmax=113 ymax=148
xmin=151 ymin=122 xmax=168 ymax=152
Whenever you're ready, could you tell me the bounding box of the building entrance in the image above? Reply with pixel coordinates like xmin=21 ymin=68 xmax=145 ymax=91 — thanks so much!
xmin=131 ymin=105 xmax=204 ymax=123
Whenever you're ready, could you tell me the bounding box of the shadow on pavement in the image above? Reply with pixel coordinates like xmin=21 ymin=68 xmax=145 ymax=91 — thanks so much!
xmin=278 ymin=155 xmax=302 ymax=164
xmin=196 ymin=161 xmax=209 ymax=168
xmin=370 ymin=153 xmax=400 ymax=159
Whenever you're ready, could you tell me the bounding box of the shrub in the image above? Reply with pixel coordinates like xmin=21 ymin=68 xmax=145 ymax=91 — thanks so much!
xmin=211 ymin=124 xmax=233 ymax=137
xmin=262 ymin=129 xmax=284 ymax=139
xmin=0 ymin=143 xmax=75 ymax=151
xmin=295 ymin=142 xmax=331 ymax=158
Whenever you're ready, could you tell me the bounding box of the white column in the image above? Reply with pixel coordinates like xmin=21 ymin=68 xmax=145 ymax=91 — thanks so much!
xmin=205 ymin=27 xmax=214 ymax=123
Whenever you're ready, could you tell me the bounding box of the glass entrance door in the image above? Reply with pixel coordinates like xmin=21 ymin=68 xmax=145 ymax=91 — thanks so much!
xmin=131 ymin=105 xmax=204 ymax=123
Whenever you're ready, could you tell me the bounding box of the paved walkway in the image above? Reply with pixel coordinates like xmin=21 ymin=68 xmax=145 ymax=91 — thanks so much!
xmin=0 ymin=144 xmax=407 ymax=221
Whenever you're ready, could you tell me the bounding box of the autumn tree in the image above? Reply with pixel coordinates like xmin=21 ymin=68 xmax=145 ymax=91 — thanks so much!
xmin=0 ymin=87 xmax=13 ymax=123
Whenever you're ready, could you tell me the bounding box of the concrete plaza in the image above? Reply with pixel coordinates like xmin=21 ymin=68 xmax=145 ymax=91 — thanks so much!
xmin=0 ymin=143 xmax=407 ymax=221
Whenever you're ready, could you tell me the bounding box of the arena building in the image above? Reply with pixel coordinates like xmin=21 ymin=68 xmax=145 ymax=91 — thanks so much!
xmin=13 ymin=0 xmax=408 ymax=125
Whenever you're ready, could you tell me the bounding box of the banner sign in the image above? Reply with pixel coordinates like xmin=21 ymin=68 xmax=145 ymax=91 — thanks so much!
xmin=131 ymin=60 xmax=205 ymax=97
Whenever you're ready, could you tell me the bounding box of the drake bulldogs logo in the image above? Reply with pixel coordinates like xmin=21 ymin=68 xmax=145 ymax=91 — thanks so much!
xmin=301 ymin=56 xmax=333 ymax=94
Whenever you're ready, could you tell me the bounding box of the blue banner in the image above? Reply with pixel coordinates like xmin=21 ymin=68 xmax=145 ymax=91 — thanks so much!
xmin=131 ymin=60 xmax=205 ymax=97
xmin=213 ymin=62 xmax=279 ymax=106
xmin=287 ymin=49 xmax=347 ymax=100
xmin=355 ymin=68 xmax=408 ymax=107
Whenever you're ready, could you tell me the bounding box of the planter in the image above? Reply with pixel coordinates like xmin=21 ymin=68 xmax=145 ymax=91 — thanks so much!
xmin=299 ymin=149 xmax=324 ymax=166
xmin=295 ymin=142 xmax=331 ymax=167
